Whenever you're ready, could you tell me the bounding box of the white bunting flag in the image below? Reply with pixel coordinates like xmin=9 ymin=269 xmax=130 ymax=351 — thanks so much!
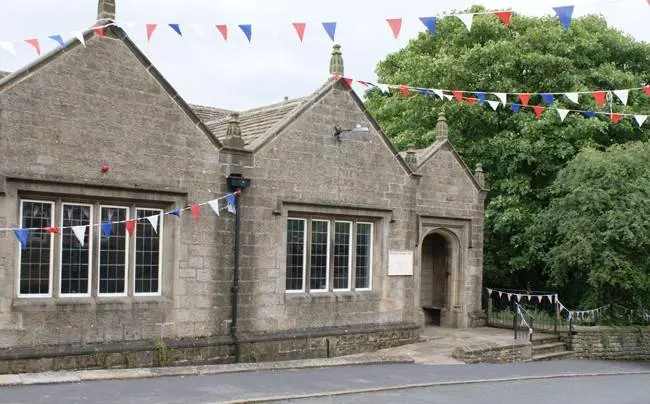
xmin=147 ymin=215 xmax=159 ymax=234
xmin=487 ymin=100 xmax=500 ymax=111
xmin=506 ymin=293 xmax=512 ymax=301
xmin=536 ymin=295 xmax=543 ymax=303
xmin=66 ymin=208 xmax=73 ymax=221
xmin=377 ymin=84 xmax=390 ymax=94
xmin=613 ymin=89 xmax=628 ymax=105
xmin=634 ymin=115 xmax=647 ymax=127
xmin=557 ymin=108 xmax=570 ymax=122
xmin=494 ymin=92 xmax=507 ymax=105
xmin=457 ymin=14 xmax=474 ymax=31
xmin=444 ymin=93 xmax=453 ymax=101
xmin=565 ymin=92 xmax=579 ymax=104
xmin=498 ymin=291 xmax=503 ymax=298
xmin=515 ymin=294 xmax=521 ymax=301
xmin=71 ymin=31 xmax=86 ymax=47
xmin=71 ymin=225 xmax=87 ymax=246
xmin=486 ymin=288 xmax=492 ymax=296
xmin=188 ymin=23 xmax=207 ymax=37
xmin=433 ymin=89 xmax=444 ymax=99
xmin=207 ymin=199 xmax=220 ymax=216
xmin=0 ymin=41 xmax=16 ymax=54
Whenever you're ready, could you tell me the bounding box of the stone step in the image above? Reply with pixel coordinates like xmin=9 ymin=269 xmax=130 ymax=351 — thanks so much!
xmin=532 ymin=342 xmax=567 ymax=356
xmin=532 ymin=334 xmax=561 ymax=346
xmin=532 ymin=350 xmax=573 ymax=362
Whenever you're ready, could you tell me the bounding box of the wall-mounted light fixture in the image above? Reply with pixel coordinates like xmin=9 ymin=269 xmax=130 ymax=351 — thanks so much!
xmin=333 ymin=124 xmax=369 ymax=140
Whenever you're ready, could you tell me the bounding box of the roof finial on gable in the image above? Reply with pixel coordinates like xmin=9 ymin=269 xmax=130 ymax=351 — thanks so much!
xmin=329 ymin=44 xmax=344 ymax=76
xmin=223 ymin=112 xmax=246 ymax=149
xmin=474 ymin=163 xmax=486 ymax=188
xmin=435 ymin=112 xmax=448 ymax=141
xmin=405 ymin=144 xmax=418 ymax=169
xmin=97 ymin=0 xmax=116 ymax=23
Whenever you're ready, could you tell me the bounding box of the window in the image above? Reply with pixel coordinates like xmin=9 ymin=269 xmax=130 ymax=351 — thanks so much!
xmin=285 ymin=217 xmax=374 ymax=293
xmin=18 ymin=200 xmax=54 ymax=297
xmin=17 ymin=199 xmax=164 ymax=297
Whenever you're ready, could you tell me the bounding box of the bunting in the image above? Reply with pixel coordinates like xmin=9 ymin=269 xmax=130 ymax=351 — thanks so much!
xmin=419 ymin=17 xmax=437 ymax=36
xmin=71 ymin=226 xmax=87 ymax=246
xmin=553 ymin=5 xmax=574 ymax=30
xmin=169 ymin=23 xmax=182 ymax=37
xmin=322 ymin=22 xmax=336 ymax=41
xmin=386 ymin=18 xmax=403 ymax=39
xmin=292 ymin=22 xmax=306 ymax=42
xmin=238 ymin=24 xmax=252 ymax=43
xmin=215 ymin=24 xmax=228 ymax=40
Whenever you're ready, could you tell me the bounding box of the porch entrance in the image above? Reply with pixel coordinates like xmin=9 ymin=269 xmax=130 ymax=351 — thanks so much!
xmin=420 ymin=232 xmax=451 ymax=326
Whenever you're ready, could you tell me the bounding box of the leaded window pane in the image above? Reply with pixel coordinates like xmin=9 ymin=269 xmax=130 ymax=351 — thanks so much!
xmin=286 ymin=219 xmax=305 ymax=291
xmin=19 ymin=201 xmax=53 ymax=295
xmin=60 ymin=204 xmax=91 ymax=295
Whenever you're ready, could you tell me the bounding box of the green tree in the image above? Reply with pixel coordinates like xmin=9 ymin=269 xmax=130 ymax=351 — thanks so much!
xmin=542 ymin=142 xmax=650 ymax=308
xmin=365 ymin=6 xmax=650 ymax=293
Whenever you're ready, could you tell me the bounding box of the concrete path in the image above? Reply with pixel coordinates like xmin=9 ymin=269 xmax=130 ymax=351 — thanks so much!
xmin=344 ymin=326 xmax=517 ymax=364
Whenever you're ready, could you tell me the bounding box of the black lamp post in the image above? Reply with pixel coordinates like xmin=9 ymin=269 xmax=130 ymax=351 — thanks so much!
xmin=227 ymin=173 xmax=250 ymax=363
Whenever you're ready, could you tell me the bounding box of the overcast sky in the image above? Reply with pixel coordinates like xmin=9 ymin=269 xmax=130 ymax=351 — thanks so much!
xmin=0 ymin=0 xmax=648 ymax=110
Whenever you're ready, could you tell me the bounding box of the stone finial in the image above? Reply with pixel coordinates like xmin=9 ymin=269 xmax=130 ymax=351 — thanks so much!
xmin=329 ymin=44 xmax=344 ymax=76
xmin=97 ymin=0 xmax=116 ymax=22
xmin=474 ymin=163 xmax=485 ymax=188
xmin=435 ymin=112 xmax=448 ymax=140
xmin=223 ymin=112 xmax=245 ymax=149
xmin=405 ymin=143 xmax=418 ymax=169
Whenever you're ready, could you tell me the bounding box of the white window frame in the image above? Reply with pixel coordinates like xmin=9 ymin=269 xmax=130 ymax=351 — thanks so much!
xmin=355 ymin=222 xmax=374 ymax=291
xmin=59 ymin=202 xmax=93 ymax=297
xmin=333 ymin=220 xmax=353 ymax=292
xmin=98 ymin=205 xmax=130 ymax=297
xmin=133 ymin=207 xmax=164 ymax=296
xmin=285 ymin=218 xmax=307 ymax=293
xmin=309 ymin=219 xmax=330 ymax=293
xmin=17 ymin=199 xmax=55 ymax=298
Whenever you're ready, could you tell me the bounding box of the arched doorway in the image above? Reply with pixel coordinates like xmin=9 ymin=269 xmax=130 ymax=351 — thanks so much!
xmin=420 ymin=232 xmax=453 ymax=326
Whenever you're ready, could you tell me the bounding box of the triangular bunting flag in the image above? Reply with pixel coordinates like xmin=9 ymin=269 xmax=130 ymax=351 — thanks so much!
xmin=292 ymin=22 xmax=306 ymax=42
xmin=215 ymin=24 xmax=228 ymax=40
xmin=188 ymin=23 xmax=206 ymax=37
xmin=239 ymin=24 xmax=252 ymax=43
xmin=644 ymin=86 xmax=650 ymax=96
xmin=125 ymin=219 xmax=136 ymax=236
xmin=611 ymin=113 xmax=622 ymax=124
xmin=49 ymin=35 xmax=65 ymax=48
xmin=322 ymin=22 xmax=337 ymax=41
xmin=565 ymin=92 xmax=579 ymax=104
xmin=44 ymin=227 xmax=60 ymax=235
xmin=419 ymin=17 xmax=436 ymax=36
xmin=433 ymin=89 xmax=444 ymax=99
xmin=190 ymin=204 xmax=201 ymax=222
xmin=169 ymin=24 xmax=182 ymax=36
xmin=592 ymin=91 xmax=606 ymax=107
xmin=399 ymin=85 xmax=409 ymax=96
xmin=13 ymin=229 xmax=29 ymax=250
xmin=486 ymin=288 xmax=493 ymax=296
xmin=553 ymin=5 xmax=574 ymax=30
xmin=0 ymin=41 xmax=16 ymax=54
xmin=487 ymin=100 xmax=500 ymax=110
xmin=443 ymin=94 xmax=454 ymax=101
xmin=475 ymin=92 xmax=486 ymax=103
xmin=557 ymin=108 xmax=569 ymax=122
xmin=146 ymin=24 xmax=158 ymax=42
xmin=386 ymin=18 xmax=402 ymax=39
xmin=536 ymin=295 xmax=543 ymax=303
xmin=494 ymin=11 xmax=513 ymax=26
xmin=512 ymin=103 xmax=521 ymax=113
xmin=515 ymin=294 xmax=521 ymax=301
xmin=71 ymin=31 xmax=85 ymax=47
xmin=93 ymin=27 xmax=105 ymax=39
xmin=343 ymin=77 xmax=353 ymax=88
xmin=613 ymin=89 xmax=629 ymax=105
xmin=494 ymin=92 xmax=507 ymax=105
xmin=533 ymin=105 xmax=544 ymax=117
xmin=147 ymin=215 xmax=159 ymax=233
xmin=634 ymin=115 xmax=647 ymax=127
xmin=416 ymin=88 xmax=430 ymax=97
xmin=498 ymin=291 xmax=503 ymax=298
xmin=457 ymin=14 xmax=473 ymax=31
xmin=506 ymin=293 xmax=512 ymax=301
xmin=540 ymin=93 xmax=554 ymax=104
xmin=169 ymin=210 xmax=182 ymax=217
xmin=208 ymin=199 xmax=220 ymax=216
xmin=453 ymin=90 xmax=463 ymax=103
xmin=466 ymin=97 xmax=477 ymax=105
xmin=101 ymin=221 xmax=112 ymax=237
xmin=377 ymin=84 xmax=390 ymax=94
xmin=581 ymin=111 xmax=596 ymax=118
xmin=225 ymin=194 xmax=237 ymax=214
xmin=518 ymin=93 xmax=531 ymax=106
xmin=25 ymin=38 xmax=41 ymax=56
xmin=72 ymin=225 xmax=86 ymax=246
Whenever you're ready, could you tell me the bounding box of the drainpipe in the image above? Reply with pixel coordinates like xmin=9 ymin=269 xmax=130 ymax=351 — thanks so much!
xmin=227 ymin=174 xmax=250 ymax=363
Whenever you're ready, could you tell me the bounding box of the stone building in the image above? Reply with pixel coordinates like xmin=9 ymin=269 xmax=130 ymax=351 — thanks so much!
xmin=0 ymin=0 xmax=486 ymax=372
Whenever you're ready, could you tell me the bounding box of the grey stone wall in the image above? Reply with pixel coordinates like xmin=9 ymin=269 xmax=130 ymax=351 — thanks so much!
xmin=570 ymin=326 xmax=650 ymax=360
xmin=453 ymin=340 xmax=532 ymax=364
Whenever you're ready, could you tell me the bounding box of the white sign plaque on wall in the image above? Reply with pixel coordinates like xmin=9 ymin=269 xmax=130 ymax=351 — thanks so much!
xmin=388 ymin=250 xmax=413 ymax=276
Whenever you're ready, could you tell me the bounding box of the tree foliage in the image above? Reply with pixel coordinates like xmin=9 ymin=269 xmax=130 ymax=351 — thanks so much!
xmin=365 ymin=6 xmax=650 ymax=302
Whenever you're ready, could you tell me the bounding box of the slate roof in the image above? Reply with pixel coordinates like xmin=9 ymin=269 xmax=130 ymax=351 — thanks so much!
xmin=200 ymin=97 xmax=306 ymax=146
xmin=0 ymin=71 xmax=10 ymax=80
xmin=189 ymin=104 xmax=232 ymax=122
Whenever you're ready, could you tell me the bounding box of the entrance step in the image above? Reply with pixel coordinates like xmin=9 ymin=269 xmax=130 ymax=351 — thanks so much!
xmin=533 ymin=342 xmax=567 ymax=356
xmin=532 ymin=334 xmax=561 ymax=346
xmin=532 ymin=350 xmax=573 ymax=361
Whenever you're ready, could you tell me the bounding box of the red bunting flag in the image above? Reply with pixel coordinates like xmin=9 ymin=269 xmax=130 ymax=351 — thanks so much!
xmin=592 ymin=91 xmax=606 ymax=107
xmin=343 ymin=77 xmax=354 ymax=88
xmin=399 ymin=85 xmax=409 ymax=96
xmin=292 ymin=23 xmax=306 ymax=42
xmin=24 ymin=38 xmax=41 ymax=56
xmin=611 ymin=113 xmax=622 ymax=123
xmin=146 ymin=24 xmax=158 ymax=42
xmin=386 ymin=18 xmax=403 ymax=39
xmin=215 ymin=24 xmax=228 ymax=41
xmin=644 ymin=86 xmax=650 ymax=96
xmin=518 ymin=93 xmax=531 ymax=106
xmin=533 ymin=105 xmax=544 ymax=117
xmin=190 ymin=204 xmax=201 ymax=222
xmin=93 ymin=27 xmax=105 ymax=39
xmin=44 ymin=226 xmax=60 ymax=235
xmin=495 ymin=11 xmax=513 ymax=26
xmin=453 ymin=90 xmax=463 ymax=103
xmin=466 ymin=97 xmax=477 ymax=105
xmin=125 ymin=219 xmax=136 ymax=236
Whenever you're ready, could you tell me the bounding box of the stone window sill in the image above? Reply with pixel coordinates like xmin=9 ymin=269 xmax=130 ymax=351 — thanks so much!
xmin=284 ymin=290 xmax=379 ymax=303
xmin=11 ymin=295 xmax=172 ymax=312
